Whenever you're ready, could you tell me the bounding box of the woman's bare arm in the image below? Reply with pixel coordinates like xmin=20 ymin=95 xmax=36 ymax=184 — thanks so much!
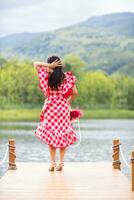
xmin=68 ymin=85 xmax=78 ymax=102
xmin=33 ymin=60 xmax=62 ymax=69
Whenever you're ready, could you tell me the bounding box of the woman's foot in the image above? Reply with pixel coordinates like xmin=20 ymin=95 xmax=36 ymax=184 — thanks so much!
xmin=56 ymin=161 xmax=64 ymax=171
xmin=48 ymin=161 xmax=56 ymax=172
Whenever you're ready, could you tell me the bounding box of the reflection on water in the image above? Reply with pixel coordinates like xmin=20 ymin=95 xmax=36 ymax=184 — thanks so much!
xmin=0 ymin=120 xmax=134 ymax=179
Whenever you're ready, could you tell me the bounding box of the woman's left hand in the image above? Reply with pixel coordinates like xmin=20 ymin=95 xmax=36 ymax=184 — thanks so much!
xmin=49 ymin=60 xmax=62 ymax=69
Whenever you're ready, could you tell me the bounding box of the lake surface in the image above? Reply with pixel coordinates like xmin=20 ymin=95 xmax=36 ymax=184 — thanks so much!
xmin=0 ymin=120 xmax=134 ymax=179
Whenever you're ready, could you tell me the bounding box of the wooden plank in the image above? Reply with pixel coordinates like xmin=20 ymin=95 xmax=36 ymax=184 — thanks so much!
xmin=0 ymin=162 xmax=134 ymax=200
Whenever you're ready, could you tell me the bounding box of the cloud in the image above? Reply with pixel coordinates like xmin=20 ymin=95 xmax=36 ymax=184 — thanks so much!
xmin=0 ymin=0 xmax=48 ymax=10
xmin=0 ymin=0 xmax=134 ymax=36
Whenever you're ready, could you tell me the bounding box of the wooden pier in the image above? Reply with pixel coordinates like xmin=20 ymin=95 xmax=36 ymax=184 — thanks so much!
xmin=0 ymin=139 xmax=134 ymax=200
xmin=0 ymin=162 xmax=134 ymax=200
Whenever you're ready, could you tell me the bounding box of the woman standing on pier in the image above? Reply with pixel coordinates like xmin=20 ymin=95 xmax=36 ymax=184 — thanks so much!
xmin=34 ymin=56 xmax=78 ymax=171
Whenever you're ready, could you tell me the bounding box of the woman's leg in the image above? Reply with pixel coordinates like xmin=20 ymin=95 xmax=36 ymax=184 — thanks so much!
xmin=59 ymin=147 xmax=66 ymax=162
xmin=48 ymin=145 xmax=56 ymax=163
xmin=56 ymin=147 xmax=66 ymax=171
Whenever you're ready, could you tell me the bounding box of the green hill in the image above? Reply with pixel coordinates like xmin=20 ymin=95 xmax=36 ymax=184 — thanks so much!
xmin=83 ymin=12 xmax=134 ymax=36
xmin=0 ymin=12 xmax=134 ymax=75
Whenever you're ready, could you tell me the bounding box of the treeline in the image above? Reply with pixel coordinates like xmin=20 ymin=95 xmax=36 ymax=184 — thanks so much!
xmin=0 ymin=56 xmax=134 ymax=109
xmin=1 ymin=15 xmax=134 ymax=77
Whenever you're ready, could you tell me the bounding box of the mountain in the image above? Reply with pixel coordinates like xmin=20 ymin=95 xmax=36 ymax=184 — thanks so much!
xmin=83 ymin=12 xmax=134 ymax=36
xmin=0 ymin=12 xmax=134 ymax=75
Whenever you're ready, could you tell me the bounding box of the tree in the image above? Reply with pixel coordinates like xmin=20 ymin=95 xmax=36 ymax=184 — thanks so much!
xmin=63 ymin=54 xmax=86 ymax=77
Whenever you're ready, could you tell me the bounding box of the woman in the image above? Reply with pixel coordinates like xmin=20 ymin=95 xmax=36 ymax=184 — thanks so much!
xmin=34 ymin=56 xmax=78 ymax=171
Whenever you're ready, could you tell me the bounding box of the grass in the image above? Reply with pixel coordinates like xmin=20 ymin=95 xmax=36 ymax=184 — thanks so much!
xmin=0 ymin=108 xmax=40 ymax=122
xmin=84 ymin=109 xmax=134 ymax=119
xmin=0 ymin=108 xmax=134 ymax=122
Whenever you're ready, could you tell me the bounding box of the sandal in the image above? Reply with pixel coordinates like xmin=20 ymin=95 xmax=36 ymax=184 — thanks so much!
xmin=48 ymin=161 xmax=56 ymax=172
xmin=56 ymin=162 xmax=64 ymax=171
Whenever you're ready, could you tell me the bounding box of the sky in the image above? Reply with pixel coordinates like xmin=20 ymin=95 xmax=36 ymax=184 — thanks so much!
xmin=0 ymin=0 xmax=134 ymax=37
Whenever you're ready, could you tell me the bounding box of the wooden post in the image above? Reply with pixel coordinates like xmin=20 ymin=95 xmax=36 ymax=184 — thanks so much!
xmin=131 ymin=151 xmax=134 ymax=191
xmin=8 ymin=139 xmax=17 ymax=170
xmin=112 ymin=139 xmax=121 ymax=170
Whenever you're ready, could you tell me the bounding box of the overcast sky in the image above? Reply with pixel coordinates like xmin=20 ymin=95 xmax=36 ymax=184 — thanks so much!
xmin=0 ymin=0 xmax=134 ymax=37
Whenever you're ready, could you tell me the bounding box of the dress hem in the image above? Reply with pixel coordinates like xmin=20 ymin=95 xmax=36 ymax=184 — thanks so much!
xmin=34 ymin=131 xmax=78 ymax=148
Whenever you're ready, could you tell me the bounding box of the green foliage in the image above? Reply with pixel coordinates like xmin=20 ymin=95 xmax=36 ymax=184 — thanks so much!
xmin=0 ymin=56 xmax=134 ymax=110
xmin=111 ymin=74 xmax=134 ymax=109
xmin=77 ymin=71 xmax=115 ymax=107
xmin=0 ymin=58 xmax=44 ymax=107
xmin=63 ymin=54 xmax=86 ymax=77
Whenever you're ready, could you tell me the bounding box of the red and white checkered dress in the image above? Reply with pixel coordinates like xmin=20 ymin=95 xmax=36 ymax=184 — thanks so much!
xmin=34 ymin=66 xmax=78 ymax=148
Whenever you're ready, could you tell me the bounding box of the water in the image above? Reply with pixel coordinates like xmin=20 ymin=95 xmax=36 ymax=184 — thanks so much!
xmin=0 ymin=120 xmax=134 ymax=179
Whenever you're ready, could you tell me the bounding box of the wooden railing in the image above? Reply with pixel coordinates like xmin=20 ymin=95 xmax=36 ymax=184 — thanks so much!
xmin=112 ymin=139 xmax=134 ymax=191
xmin=0 ymin=139 xmax=17 ymax=170
xmin=8 ymin=139 xmax=17 ymax=170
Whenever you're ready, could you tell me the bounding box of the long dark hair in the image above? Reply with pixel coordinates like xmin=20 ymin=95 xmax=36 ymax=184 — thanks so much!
xmin=47 ymin=56 xmax=65 ymax=90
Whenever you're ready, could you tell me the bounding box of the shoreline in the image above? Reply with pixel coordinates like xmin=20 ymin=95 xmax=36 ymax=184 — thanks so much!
xmin=0 ymin=108 xmax=134 ymax=121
